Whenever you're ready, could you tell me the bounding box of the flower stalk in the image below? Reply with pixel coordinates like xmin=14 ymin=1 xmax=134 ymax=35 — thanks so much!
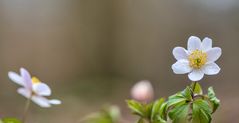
xmin=188 ymin=81 xmax=197 ymax=122
xmin=22 ymin=94 xmax=32 ymax=123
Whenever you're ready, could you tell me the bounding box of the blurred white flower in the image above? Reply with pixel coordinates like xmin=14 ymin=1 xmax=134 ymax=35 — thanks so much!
xmin=131 ymin=80 xmax=154 ymax=102
xmin=172 ymin=36 xmax=222 ymax=81
xmin=8 ymin=68 xmax=61 ymax=108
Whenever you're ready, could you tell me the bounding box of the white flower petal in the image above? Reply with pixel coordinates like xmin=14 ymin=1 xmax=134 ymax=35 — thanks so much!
xmin=20 ymin=68 xmax=32 ymax=89
xmin=17 ymin=88 xmax=31 ymax=98
xmin=8 ymin=72 xmax=25 ymax=86
xmin=202 ymin=63 xmax=221 ymax=75
xmin=49 ymin=99 xmax=61 ymax=105
xmin=33 ymin=83 xmax=51 ymax=96
xmin=187 ymin=36 xmax=202 ymax=51
xmin=172 ymin=59 xmax=192 ymax=74
xmin=31 ymin=96 xmax=51 ymax=108
xmin=206 ymin=47 xmax=222 ymax=63
xmin=188 ymin=70 xmax=204 ymax=81
xmin=173 ymin=47 xmax=189 ymax=60
xmin=201 ymin=37 xmax=212 ymax=51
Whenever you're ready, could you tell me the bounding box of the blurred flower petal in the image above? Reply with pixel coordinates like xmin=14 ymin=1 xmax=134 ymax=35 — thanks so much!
xmin=31 ymin=96 xmax=51 ymax=108
xmin=17 ymin=88 xmax=31 ymax=98
xmin=8 ymin=72 xmax=24 ymax=86
xmin=49 ymin=99 xmax=62 ymax=105
xmin=20 ymin=68 xmax=32 ymax=89
xmin=33 ymin=83 xmax=51 ymax=96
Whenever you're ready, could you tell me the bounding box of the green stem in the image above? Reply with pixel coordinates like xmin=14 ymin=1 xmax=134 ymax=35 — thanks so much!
xmin=188 ymin=81 xmax=197 ymax=123
xmin=190 ymin=81 xmax=197 ymax=98
xmin=22 ymin=95 xmax=32 ymax=123
xmin=192 ymin=81 xmax=197 ymax=92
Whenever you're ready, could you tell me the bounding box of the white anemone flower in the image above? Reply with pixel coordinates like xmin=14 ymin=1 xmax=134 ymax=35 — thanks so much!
xmin=131 ymin=80 xmax=154 ymax=102
xmin=172 ymin=36 xmax=222 ymax=81
xmin=8 ymin=68 xmax=61 ymax=108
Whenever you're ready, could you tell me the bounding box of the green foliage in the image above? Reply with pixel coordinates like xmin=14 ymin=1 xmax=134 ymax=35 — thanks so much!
xmin=161 ymin=82 xmax=219 ymax=123
xmin=182 ymin=86 xmax=193 ymax=101
xmin=190 ymin=82 xmax=203 ymax=95
xmin=127 ymin=82 xmax=220 ymax=123
xmin=1 ymin=118 xmax=22 ymax=123
xmin=126 ymin=100 xmax=145 ymax=117
xmin=127 ymin=98 xmax=166 ymax=123
xmin=207 ymin=87 xmax=220 ymax=113
xmin=192 ymin=100 xmax=212 ymax=123
xmin=166 ymin=93 xmax=187 ymax=110
xmin=137 ymin=118 xmax=146 ymax=123
xmin=151 ymin=98 xmax=164 ymax=121
xmin=168 ymin=103 xmax=189 ymax=123
xmin=159 ymin=102 xmax=167 ymax=120
xmin=80 ymin=105 xmax=121 ymax=123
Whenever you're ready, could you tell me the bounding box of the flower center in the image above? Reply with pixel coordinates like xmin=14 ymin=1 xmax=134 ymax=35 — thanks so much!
xmin=31 ymin=76 xmax=41 ymax=84
xmin=188 ymin=50 xmax=207 ymax=69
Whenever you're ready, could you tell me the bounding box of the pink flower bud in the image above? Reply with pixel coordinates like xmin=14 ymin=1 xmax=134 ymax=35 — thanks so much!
xmin=131 ymin=80 xmax=154 ymax=102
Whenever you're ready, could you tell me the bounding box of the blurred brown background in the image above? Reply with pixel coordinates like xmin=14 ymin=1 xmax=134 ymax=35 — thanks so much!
xmin=0 ymin=0 xmax=238 ymax=122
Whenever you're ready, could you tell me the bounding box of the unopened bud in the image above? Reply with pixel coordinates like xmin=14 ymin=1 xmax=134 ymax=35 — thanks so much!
xmin=131 ymin=80 xmax=154 ymax=102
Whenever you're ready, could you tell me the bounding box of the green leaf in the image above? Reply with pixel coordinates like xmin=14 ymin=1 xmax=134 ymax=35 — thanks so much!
xmin=154 ymin=116 xmax=167 ymax=123
xmin=80 ymin=105 xmax=121 ymax=123
xmin=2 ymin=118 xmax=22 ymax=123
xmin=182 ymin=86 xmax=193 ymax=101
xmin=208 ymin=87 xmax=220 ymax=113
xmin=137 ymin=118 xmax=145 ymax=123
xmin=145 ymin=103 xmax=153 ymax=119
xmin=166 ymin=93 xmax=187 ymax=110
xmin=190 ymin=82 xmax=203 ymax=95
xmin=126 ymin=100 xmax=145 ymax=117
xmin=159 ymin=102 xmax=168 ymax=120
xmin=168 ymin=103 xmax=190 ymax=123
xmin=151 ymin=98 xmax=164 ymax=121
xmin=192 ymin=99 xmax=212 ymax=123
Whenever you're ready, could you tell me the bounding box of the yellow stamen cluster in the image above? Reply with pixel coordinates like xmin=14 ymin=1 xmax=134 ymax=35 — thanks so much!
xmin=32 ymin=76 xmax=41 ymax=84
xmin=188 ymin=50 xmax=207 ymax=69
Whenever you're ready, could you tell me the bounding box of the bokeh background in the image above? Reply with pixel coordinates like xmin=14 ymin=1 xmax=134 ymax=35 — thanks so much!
xmin=0 ymin=0 xmax=238 ymax=122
